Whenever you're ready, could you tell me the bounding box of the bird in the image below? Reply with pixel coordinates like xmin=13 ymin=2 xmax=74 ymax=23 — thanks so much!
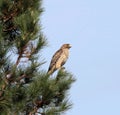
xmin=47 ymin=44 xmax=71 ymax=75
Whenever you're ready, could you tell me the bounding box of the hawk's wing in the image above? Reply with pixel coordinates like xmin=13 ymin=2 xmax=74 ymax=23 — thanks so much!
xmin=47 ymin=49 xmax=63 ymax=74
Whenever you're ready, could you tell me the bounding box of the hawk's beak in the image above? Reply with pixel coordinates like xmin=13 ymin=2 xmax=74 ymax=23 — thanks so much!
xmin=69 ymin=44 xmax=72 ymax=48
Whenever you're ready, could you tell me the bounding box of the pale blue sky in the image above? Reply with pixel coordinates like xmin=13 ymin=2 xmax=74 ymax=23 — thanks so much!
xmin=42 ymin=0 xmax=120 ymax=115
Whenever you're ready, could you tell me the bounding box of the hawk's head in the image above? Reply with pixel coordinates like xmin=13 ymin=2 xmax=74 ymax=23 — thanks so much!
xmin=61 ymin=44 xmax=72 ymax=49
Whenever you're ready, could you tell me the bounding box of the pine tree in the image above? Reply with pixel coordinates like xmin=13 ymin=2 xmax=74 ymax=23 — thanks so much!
xmin=0 ymin=0 xmax=75 ymax=115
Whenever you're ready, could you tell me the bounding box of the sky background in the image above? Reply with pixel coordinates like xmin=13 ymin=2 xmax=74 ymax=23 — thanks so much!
xmin=41 ymin=0 xmax=120 ymax=115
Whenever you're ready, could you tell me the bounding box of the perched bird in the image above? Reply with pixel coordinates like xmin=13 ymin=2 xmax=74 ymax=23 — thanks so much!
xmin=47 ymin=44 xmax=71 ymax=75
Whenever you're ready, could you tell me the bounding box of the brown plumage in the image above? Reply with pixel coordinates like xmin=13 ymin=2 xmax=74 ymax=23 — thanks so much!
xmin=47 ymin=44 xmax=71 ymax=75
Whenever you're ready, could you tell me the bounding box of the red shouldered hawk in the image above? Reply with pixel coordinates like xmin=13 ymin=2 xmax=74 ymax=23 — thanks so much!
xmin=47 ymin=44 xmax=71 ymax=75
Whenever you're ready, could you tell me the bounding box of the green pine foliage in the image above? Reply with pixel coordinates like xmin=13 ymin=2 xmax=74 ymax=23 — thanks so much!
xmin=0 ymin=0 xmax=75 ymax=115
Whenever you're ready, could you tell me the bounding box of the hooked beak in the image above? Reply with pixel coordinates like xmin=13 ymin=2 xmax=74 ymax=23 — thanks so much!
xmin=68 ymin=44 xmax=72 ymax=48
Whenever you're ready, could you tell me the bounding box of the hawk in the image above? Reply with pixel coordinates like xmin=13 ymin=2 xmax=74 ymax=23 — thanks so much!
xmin=47 ymin=44 xmax=71 ymax=75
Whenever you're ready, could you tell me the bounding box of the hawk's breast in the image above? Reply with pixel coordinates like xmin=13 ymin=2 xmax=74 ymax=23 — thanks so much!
xmin=55 ymin=48 xmax=69 ymax=68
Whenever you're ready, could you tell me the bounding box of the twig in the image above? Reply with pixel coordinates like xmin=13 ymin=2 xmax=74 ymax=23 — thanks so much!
xmin=16 ymin=54 xmax=22 ymax=65
xmin=16 ymin=74 xmax=26 ymax=82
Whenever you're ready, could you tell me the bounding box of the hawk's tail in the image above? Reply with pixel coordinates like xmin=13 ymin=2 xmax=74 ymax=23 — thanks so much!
xmin=47 ymin=67 xmax=56 ymax=75
xmin=47 ymin=70 xmax=52 ymax=75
